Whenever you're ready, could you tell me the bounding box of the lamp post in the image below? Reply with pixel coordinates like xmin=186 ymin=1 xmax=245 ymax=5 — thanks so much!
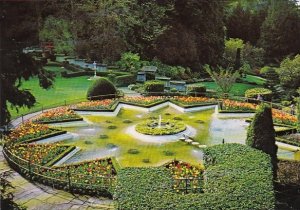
xmin=93 ymin=61 xmax=97 ymax=78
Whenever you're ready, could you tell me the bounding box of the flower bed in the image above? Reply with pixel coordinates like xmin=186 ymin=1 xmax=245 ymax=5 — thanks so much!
xmin=220 ymin=100 xmax=297 ymax=126
xmin=5 ymin=122 xmax=65 ymax=144
xmin=221 ymin=99 xmax=256 ymax=112
xmin=8 ymin=143 xmax=72 ymax=166
xmin=272 ymin=109 xmax=297 ymax=126
xmin=171 ymin=96 xmax=217 ymax=107
xmin=33 ymin=107 xmax=82 ymax=123
xmin=166 ymin=160 xmax=203 ymax=193
xmin=120 ymin=96 xmax=165 ymax=106
xmin=135 ymin=119 xmax=186 ymax=135
xmin=72 ymin=99 xmax=116 ymax=110
xmin=41 ymin=158 xmax=117 ymax=190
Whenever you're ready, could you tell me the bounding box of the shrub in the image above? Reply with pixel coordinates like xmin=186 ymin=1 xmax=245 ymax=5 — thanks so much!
xmin=107 ymin=73 xmax=116 ymax=82
xmin=115 ymin=144 xmax=275 ymax=209
xmin=87 ymin=78 xmax=117 ymax=100
xmin=144 ymin=80 xmax=164 ymax=93
xmin=187 ymin=85 xmax=207 ymax=96
xmin=245 ymin=88 xmax=272 ymax=101
xmin=115 ymin=75 xmax=136 ymax=87
xmin=246 ymin=104 xmax=277 ymax=176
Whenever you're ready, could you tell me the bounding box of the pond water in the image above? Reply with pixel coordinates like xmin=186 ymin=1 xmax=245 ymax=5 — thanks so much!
xmin=59 ymin=107 xmax=299 ymax=167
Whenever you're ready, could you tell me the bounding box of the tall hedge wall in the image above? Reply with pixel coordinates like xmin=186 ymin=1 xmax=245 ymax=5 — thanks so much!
xmin=115 ymin=144 xmax=275 ymax=210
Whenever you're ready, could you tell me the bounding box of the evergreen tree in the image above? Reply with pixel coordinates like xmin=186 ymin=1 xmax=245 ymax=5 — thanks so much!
xmin=259 ymin=0 xmax=300 ymax=62
xmin=154 ymin=0 xmax=225 ymax=68
xmin=0 ymin=2 xmax=54 ymax=126
xmin=246 ymin=104 xmax=277 ymax=176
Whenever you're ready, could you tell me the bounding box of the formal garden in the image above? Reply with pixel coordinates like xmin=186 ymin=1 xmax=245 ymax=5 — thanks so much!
xmin=1 ymin=1 xmax=300 ymax=210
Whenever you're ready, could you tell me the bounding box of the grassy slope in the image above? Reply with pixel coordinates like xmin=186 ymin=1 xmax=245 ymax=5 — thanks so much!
xmin=192 ymin=81 xmax=261 ymax=96
xmin=9 ymin=65 xmax=93 ymax=118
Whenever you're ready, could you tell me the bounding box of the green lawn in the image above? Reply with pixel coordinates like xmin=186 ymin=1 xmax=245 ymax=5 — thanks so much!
xmin=191 ymin=82 xmax=261 ymax=96
xmin=9 ymin=73 xmax=93 ymax=119
xmin=241 ymin=74 xmax=266 ymax=85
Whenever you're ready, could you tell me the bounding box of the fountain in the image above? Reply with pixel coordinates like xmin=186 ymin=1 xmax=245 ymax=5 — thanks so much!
xmin=158 ymin=115 xmax=162 ymax=128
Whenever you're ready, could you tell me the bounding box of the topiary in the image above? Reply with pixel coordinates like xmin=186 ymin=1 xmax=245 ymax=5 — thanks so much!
xmin=246 ymin=104 xmax=277 ymax=178
xmin=87 ymin=78 xmax=117 ymax=100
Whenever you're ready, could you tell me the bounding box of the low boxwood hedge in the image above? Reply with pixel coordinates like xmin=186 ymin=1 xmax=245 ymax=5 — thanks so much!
xmin=115 ymin=75 xmax=136 ymax=87
xmin=115 ymin=144 xmax=275 ymax=210
xmin=245 ymin=88 xmax=272 ymax=101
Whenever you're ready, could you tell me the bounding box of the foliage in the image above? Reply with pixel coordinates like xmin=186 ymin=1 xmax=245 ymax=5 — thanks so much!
xmin=116 ymin=1 xmax=173 ymax=56
xmin=259 ymin=1 xmax=300 ymax=62
xmin=245 ymin=87 xmax=272 ymax=101
xmin=117 ymin=52 xmax=141 ymax=72
xmin=144 ymin=81 xmax=165 ymax=93
xmin=135 ymin=120 xmax=186 ymax=135
xmin=203 ymin=144 xmax=275 ymax=209
xmin=241 ymin=42 xmax=265 ymax=70
xmin=276 ymin=54 xmax=300 ymax=89
xmin=225 ymin=1 xmax=268 ymax=45
xmin=127 ymin=149 xmax=140 ymax=155
xmin=187 ymin=85 xmax=206 ymax=96
xmin=73 ymin=0 xmax=125 ymax=63
xmin=0 ymin=52 xmax=54 ymax=126
xmin=224 ymin=38 xmax=265 ymax=72
xmin=40 ymin=16 xmax=74 ymax=54
xmin=246 ymin=104 xmax=277 ymax=176
xmin=224 ymin=38 xmax=245 ymax=65
xmin=87 ymin=78 xmax=117 ymax=100
xmin=154 ymin=0 xmax=225 ymax=67
xmin=204 ymin=65 xmax=240 ymax=96
xmin=115 ymin=75 xmax=136 ymax=87
xmin=115 ymin=144 xmax=275 ymax=209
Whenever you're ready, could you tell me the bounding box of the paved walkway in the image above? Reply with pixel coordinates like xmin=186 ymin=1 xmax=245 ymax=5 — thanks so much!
xmin=0 ymin=146 xmax=115 ymax=210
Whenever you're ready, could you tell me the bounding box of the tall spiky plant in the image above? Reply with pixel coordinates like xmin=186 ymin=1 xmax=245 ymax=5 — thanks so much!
xmin=204 ymin=65 xmax=240 ymax=97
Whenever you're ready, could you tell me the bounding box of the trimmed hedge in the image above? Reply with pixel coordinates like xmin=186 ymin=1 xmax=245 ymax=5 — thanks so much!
xmin=245 ymin=88 xmax=272 ymax=101
xmin=115 ymin=144 xmax=275 ymax=209
xmin=187 ymin=85 xmax=207 ymax=96
xmin=202 ymin=144 xmax=275 ymax=210
xmin=144 ymin=80 xmax=165 ymax=93
xmin=115 ymin=75 xmax=136 ymax=87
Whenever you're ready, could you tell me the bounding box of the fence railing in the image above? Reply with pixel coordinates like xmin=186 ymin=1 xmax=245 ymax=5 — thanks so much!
xmin=2 ymin=145 xmax=115 ymax=196
xmin=173 ymin=177 xmax=203 ymax=194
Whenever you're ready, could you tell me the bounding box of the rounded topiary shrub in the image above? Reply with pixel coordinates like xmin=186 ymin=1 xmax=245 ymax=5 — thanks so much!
xmin=144 ymin=80 xmax=164 ymax=93
xmin=187 ymin=85 xmax=206 ymax=96
xmin=245 ymin=88 xmax=272 ymax=101
xmin=87 ymin=78 xmax=117 ymax=100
